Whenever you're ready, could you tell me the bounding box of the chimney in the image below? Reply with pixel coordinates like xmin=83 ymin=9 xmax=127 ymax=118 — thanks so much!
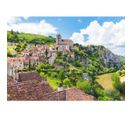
xmin=58 ymin=83 xmax=63 ymax=91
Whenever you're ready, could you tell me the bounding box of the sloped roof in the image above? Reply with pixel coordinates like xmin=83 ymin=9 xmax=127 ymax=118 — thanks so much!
xmin=7 ymin=72 xmax=54 ymax=100
xmin=44 ymin=88 xmax=95 ymax=101
xmin=65 ymin=88 xmax=95 ymax=100
xmin=7 ymin=73 xmax=95 ymax=101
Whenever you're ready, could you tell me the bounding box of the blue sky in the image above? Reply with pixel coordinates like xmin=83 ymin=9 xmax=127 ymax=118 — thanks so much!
xmin=7 ymin=16 xmax=125 ymax=56
xmin=18 ymin=16 xmax=125 ymax=38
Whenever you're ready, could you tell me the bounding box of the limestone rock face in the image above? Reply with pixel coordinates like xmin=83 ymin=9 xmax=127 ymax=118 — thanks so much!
xmin=99 ymin=48 xmax=121 ymax=68
xmin=85 ymin=45 xmax=122 ymax=69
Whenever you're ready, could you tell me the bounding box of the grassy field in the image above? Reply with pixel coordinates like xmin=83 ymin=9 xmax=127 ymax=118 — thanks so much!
xmin=41 ymin=72 xmax=60 ymax=90
xmin=46 ymin=76 xmax=60 ymax=90
xmin=96 ymin=73 xmax=114 ymax=90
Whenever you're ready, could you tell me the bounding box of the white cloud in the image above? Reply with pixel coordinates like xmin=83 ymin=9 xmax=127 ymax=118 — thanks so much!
xmin=70 ymin=32 xmax=85 ymax=45
xmin=23 ymin=16 xmax=29 ymax=20
xmin=7 ymin=17 xmax=22 ymax=25
xmin=70 ymin=19 xmax=125 ymax=56
xmin=7 ymin=19 xmax=57 ymax=36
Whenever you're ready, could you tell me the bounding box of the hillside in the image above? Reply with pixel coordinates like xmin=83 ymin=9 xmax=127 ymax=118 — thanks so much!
xmin=71 ymin=44 xmax=124 ymax=75
xmin=35 ymin=44 xmax=124 ymax=91
xmin=7 ymin=30 xmax=56 ymax=45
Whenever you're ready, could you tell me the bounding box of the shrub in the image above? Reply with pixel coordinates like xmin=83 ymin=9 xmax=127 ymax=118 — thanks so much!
xmin=51 ymin=72 xmax=58 ymax=78
xmin=40 ymin=72 xmax=45 ymax=77
xmin=112 ymin=73 xmax=124 ymax=93
xmin=104 ymin=89 xmax=121 ymax=100
xmin=76 ymin=80 xmax=91 ymax=93
xmin=63 ymin=78 xmax=71 ymax=87
xmin=58 ymin=70 xmax=65 ymax=83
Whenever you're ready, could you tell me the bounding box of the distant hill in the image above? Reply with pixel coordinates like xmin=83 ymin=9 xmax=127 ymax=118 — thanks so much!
xmin=7 ymin=31 xmax=56 ymax=45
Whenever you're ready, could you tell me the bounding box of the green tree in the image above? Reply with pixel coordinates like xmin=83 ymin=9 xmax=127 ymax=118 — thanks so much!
xmin=98 ymin=89 xmax=121 ymax=101
xmin=112 ymin=73 xmax=122 ymax=91
xmin=58 ymin=70 xmax=65 ymax=84
xmin=104 ymin=89 xmax=121 ymax=100
xmin=76 ymin=80 xmax=90 ymax=93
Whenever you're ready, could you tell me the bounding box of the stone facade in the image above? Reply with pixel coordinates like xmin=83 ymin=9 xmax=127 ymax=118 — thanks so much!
xmin=7 ymin=57 xmax=40 ymax=80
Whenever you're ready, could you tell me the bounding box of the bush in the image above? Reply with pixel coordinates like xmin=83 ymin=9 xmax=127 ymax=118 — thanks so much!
xmin=76 ymin=80 xmax=91 ymax=93
xmin=35 ymin=64 xmax=45 ymax=72
xmin=98 ymin=96 xmax=112 ymax=100
xmin=15 ymin=42 xmax=27 ymax=52
xmin=40 ymin=72 xmax=45 ymax=77
xmin=75 ymin=60 xmax=82 ymax=67
xmin=63 ymin=78 xmax=71 ymax=87
xmin=7 ymin=51 xmax=16 ymax=57
xmin=98 ymin=89 xmax=122 ymax=101
xmin=51 ymin=72 xmax=58 ymax=78
xmin=104 ymin=89 xmax=121 ymax=100
xmin=58 ymin=70 xmax=65 ymax=83
xmin=112 ymin=73 xmax=121 ymax=90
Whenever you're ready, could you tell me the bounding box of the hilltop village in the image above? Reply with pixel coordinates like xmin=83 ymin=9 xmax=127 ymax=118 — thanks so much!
xmin=8 ymin=34 xmax=74 ymax=80
xmin=7 ymin=31 xmax=125 ymax=101
xmin=7 ymin=34 xmax=96 ymax=100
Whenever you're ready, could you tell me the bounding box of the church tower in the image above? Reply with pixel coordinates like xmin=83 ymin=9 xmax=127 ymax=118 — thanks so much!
xmin=56 ymin=34 xmax=62 ymax=45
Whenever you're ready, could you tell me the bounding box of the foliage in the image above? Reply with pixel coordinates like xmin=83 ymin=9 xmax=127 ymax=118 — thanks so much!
xmin=35 ymin=63 xmax=54 ymax=73
xmin=58 ymin=70 xmax=65 ymax=84
xmin=111 ymin=72 xmax=125 ymax=98
xmin=63 ymin=78 xmax=71 ymax=88
xmin=76 ymin=80 xmax=90 ymax=93
xmin=15 ymin=42 xmax=27 ymax=52
xmin=112 ymin=73 xmax=122 ymax=90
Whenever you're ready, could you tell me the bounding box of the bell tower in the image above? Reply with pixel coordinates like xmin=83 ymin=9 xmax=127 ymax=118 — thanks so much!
xmin=56 ymin=34 xmax=62 ymax=45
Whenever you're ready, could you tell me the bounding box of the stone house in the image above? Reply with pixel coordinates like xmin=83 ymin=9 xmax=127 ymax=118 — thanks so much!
xmin=7 ymin=57 xmax=40 ymax=80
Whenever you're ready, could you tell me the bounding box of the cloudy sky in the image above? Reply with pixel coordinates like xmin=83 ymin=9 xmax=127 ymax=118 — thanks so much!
xmin=7 ymin=16 xmax=125 ymax=56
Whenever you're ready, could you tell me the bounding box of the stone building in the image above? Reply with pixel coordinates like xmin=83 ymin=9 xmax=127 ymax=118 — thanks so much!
xmin=7 ymin=57 xmax=40 ymax=80
xmin=56 ymin=34 xmax=73 ymax=50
